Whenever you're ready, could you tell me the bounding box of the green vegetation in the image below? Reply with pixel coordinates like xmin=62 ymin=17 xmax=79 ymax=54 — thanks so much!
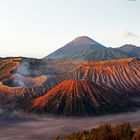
xmin=54 ymin=123 xmax=140 ymax=140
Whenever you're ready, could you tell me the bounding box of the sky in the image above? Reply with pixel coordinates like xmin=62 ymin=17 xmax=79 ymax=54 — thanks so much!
xmin=0 ymin=0 xmax=140 ymax=58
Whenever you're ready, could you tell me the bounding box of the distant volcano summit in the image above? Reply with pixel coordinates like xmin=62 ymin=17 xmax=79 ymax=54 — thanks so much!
xmin=67 ymin=36 xmax=106 ymax=50
xmin=45 ymin=36 xmax=140 ymax=60
xmin=45 ymin=36 xmax=106 ymax=60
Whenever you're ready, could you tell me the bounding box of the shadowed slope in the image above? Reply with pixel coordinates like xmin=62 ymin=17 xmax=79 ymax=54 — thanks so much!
xmin=90 ymin=48 xmax=128 ymax=60
xmin=31 ymin=80 xmax=134 ymax=116
xmin=117 ymin=44 xmax=140 ymax=58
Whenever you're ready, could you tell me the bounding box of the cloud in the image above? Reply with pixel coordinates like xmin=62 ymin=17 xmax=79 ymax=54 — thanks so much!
xmin=122 ymin=31 xmax=138 ymax=39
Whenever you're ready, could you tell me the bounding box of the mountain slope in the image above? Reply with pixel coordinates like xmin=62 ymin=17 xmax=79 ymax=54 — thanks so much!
xmin=31 ymin=80 xmax=135 ymax=116
xmin=117 ymin=44 xmax=140 ymax=58
xmin=86 ymin=48 xmax=129 ymax=60
xmin=45 ymin=36 xmax=140 ymax=60
xmin=45 ymin=36 xmax=106 ymax=60
xmin=42 ymin=58 xmax=140 ymax=95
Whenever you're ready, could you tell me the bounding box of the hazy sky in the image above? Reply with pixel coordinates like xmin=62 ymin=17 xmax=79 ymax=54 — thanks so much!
xmin=0 ymin=0 xmax=140 ymax=58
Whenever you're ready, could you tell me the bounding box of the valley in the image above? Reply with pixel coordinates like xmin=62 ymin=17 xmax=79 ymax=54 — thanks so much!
xmin=0 ymin=109 xmax=140 ymax=140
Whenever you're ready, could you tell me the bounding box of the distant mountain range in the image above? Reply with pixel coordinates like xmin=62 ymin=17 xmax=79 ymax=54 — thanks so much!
xmin=45 ymin=36 xmax=140 ymax=60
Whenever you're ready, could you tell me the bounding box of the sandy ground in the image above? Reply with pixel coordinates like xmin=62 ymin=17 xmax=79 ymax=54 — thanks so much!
xmin=0 ymin=109 xmax=140 ymax=140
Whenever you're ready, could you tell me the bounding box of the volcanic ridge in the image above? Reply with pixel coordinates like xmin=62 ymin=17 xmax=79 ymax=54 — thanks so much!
xmin=31 ymin=80 xmax=135 ymax=116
